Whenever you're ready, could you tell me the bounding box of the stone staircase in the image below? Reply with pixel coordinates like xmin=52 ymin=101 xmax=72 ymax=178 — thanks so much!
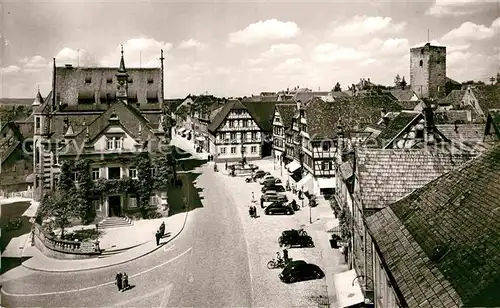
xmin=98 ymin=217 xmax=134 ymax=229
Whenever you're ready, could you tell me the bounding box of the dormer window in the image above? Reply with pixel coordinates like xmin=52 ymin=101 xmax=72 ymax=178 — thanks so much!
xmin=419 ymin=60 xmax=423 ymax=67
xmin=85 ymin=77 xmax=92 ymax=84
xmin=127 ymin=78 xmax=133 ymax=83
xmin=106 ymin=78 xmax=112 ymax=84
xmin=106 ymin=137 xmax=123 ymax=150
xmin=147 ymin=78 xmax=154 ymax=84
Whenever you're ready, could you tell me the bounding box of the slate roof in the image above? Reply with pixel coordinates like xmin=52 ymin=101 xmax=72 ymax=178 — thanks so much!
xmin=275 ymin=104 xmax=296 ymax=128
xmin=356 ymin=148 xmax=475 ymax=210
xmin=436 ymin=124 xmax=485 ymax=144
xmin=388 ymin=89 xmax=416 ymax=101
xmin=305 ymin=95 xmax=402 ymax=140
xmin=366 ymin=144 xmax=500 ymax=307
xmin=377 ymin=111 xmax=422 ymax=145
xmin=293 ymin=91 xmax=331 ymax=104
xmin=434 ymin=110 xmax=471 ymax=124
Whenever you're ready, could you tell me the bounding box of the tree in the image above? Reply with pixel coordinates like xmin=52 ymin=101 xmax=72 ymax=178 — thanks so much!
xmin=153 ymin=156 xmax=170 ymax=190
xmin=38 ymin=189 xmax=78 ymax=238
xmin=394 ymin=74 xmax=402 ymax=87
xmin=400 ymin=76 xmax=407 ymax=89
xmin=166 ymin=152 xmax=178 ymax=181
xmin=74 ymin=159 xmax=94 ymax=224
xmin=333 ymin=82 xmax=342 ymax=92
xmin=135 ymin=152 xmax=154 ymax=216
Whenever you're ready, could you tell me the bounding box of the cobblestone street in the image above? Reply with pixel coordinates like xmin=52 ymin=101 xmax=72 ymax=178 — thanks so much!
xmin=216 ymin=158 xmax=348 ymax=307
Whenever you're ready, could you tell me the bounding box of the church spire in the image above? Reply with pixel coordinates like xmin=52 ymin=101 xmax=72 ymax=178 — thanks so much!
xmin=118 ymin=44 xmax=126 ymax=73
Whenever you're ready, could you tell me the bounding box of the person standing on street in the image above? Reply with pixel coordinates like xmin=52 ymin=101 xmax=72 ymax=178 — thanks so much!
xmin=115 ymin=272 xmax=123 ymax=291
xmin=121 ymin=272 xmax=129 ymax=292
xmin=160 ymin=221 xmax=165 ymax=237
xmin=155 ymin=231 xmax=161 ymax=246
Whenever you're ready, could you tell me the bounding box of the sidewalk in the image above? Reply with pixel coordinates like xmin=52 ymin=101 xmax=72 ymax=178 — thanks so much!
xmin=171 ymin=132 xmax=209 ymax=160
xmin=20 ymin=211 xmax=188 ymax=273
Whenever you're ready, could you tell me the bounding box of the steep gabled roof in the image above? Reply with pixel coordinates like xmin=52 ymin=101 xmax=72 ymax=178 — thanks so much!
xmin=366 ymin=144 xmax=500 ymax=307
xmin=471 ymin=85 xmax=500 ymax=113
xmin=207 ymin=99 xmax=246 ymax=133
xmin=275 ymin=104 xmax=296 ymax=128
xmin=439 ymin=90 xmax=466 ymax=107
xmin=243 ymin=101 xmax=276 ymax=132
xmin=63 ymin=101 xmax=156 ymax=154
xmin=356 ymin=148 xmax=475 ymax=210
xmin=377 ymin=111 xmax=423 ymax=146
xmin=388 ymin=89 xmax=417 ymax=101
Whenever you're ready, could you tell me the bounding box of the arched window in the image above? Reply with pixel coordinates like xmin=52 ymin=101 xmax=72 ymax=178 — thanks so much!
xmin=419 ymin=60 xmax=423 ymax=67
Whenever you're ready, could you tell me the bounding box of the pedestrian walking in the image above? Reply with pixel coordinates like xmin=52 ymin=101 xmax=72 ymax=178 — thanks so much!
xmin=121 ymin=272 xmax=129 ymax=292
xmin=115 ymin=272 xmax=123 ymax=291
xmin=225 ymin=160 xmax=228 ymax=170
xmin=155 ymin=231 xmax=161 ymax=246
xmin=283 ymin=249 xmax=289 ymax=263
xmin=160 ymin=221 xmax=165 ymax=237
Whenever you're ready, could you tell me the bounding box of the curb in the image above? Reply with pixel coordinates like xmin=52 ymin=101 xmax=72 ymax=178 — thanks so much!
xmin=21 ymin=210 xmax=190 ymax=273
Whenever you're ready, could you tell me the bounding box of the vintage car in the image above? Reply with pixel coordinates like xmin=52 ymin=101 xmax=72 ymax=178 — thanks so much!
xmin=261 ymin=185 xmax=286 ymax=193
xmin=259 ymin=175 xmax=275 ymax=184
xmin=278 ymin=230 xmax=315 ymax=248
xmin=262 ymin=178 xmax=282 ymax=186
xmin=261 ymin=191 xmax=288 ymax=203
xmin=264 ymin=201 xmax=294 ymax=215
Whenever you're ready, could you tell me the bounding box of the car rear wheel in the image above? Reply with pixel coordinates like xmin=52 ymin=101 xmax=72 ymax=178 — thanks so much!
xmin=286 ymin=210 xmax=292 ymax=215
xmin=315 ymin=271 xmax=322 ymax=279
xmin=289 ymin=276 xmax=296 ymax=283
xmin=308 ymin=241 xmax=315 ymax=247
xmin=267 ymin=261 xmax=276 ymax=269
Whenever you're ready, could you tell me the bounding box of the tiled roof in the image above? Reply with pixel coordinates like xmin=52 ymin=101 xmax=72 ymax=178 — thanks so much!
xmin=388 ymin=89 xmax=416 ymax=101
xmin=276 ymin=104 xmax=296 ymax=128
xmin=366 ymin=144 xmax=500 ymax=307
xmin=436 ymin=124 xmax=485 ymax=144
xmin=14 ymin=121 xmax=34 ymax=138
xmin=293 ymin=91 xmax=331 ymax=104
xmin=434 ymin=110 xmax=471 ymax=124
xmin=439 ymin=90 xmax=466 ymax=107
xmin=396 ymin=100 xmax=422 ymax=110
xmin=243 ymin=101 xmax=276 ymax=132
xmin=471 ymin=85 xmax=500 ymax=113
xmin=377 ymin=111 xmax=422 ymax=145
xmin=164 ymin=99 xmax=184 ymax=112
xmin=305 ymin=95 xmax=402 ymax=140
xmin=207 ymin=99 xmax=246 ymax=133
xmin=356 ymin=148 xmax=475 ymax=210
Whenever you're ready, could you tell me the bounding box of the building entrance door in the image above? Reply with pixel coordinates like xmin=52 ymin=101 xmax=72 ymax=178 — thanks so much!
xmin=108 ymin=195 xmax=122 ymax=217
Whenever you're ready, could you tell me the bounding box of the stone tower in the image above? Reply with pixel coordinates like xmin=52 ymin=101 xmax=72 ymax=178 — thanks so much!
xmin=410 ymin=43 xmax=446 ymax=99
xmin=116 ymin=45 xmax=129 ymax=103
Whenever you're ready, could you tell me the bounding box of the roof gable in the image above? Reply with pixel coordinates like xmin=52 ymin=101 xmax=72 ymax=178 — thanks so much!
xmin=243 ymin=101 xmax=276 ymax=132
xmin=275 ymin=104 xmax=296 ymax=128
xmin=366 ymin=144 xmax=500 ymax=307
xmin=377 ymin=111 xmax=423 ymax=147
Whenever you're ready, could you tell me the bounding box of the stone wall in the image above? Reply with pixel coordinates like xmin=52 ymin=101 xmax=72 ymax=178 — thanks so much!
xmin=410 ymin=44 xmax=446 ymax=99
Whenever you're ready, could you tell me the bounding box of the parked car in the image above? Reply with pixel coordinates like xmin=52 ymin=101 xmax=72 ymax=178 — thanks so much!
xmin=264 ymin=201 xmax=294 ymax=215
xmin=261 ymin=191 xmax=288 ymax=203
xmin=262 ymin=178 xmax=282 ymax=186
xmin=254 ymin=170 xmax=270 ymax=179
xmin=262 ymin=185 xmax=286 ymax=193
xmin=279 ymin=261 xmax=324 ymax=283
xmin=279 ymin=230 xmax=314 ymax=248
xmin=259 ymin=175 xmax=275 ymax=184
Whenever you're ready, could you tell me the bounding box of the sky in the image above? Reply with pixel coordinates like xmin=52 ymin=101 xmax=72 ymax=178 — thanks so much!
xmin=0 ymin=0 xmax=499 ymax=99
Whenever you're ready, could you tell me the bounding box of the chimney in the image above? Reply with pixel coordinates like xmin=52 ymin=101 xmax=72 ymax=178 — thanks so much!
xmin=423 ymin=99 xmax=435 ymax=134
xmin=454 ymin=121 xmax=459 ymax=133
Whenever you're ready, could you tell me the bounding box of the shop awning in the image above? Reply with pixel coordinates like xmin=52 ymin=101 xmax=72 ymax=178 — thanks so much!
xmin=297 ymin=173 xmax=313 ymax=192
xmin=286 ymin=160 xmax=301 ymax=173
xmin=318 ymin=177 xmax=336 ymax=189
xmin=333 ymin=269 xmax=365 ymax=308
